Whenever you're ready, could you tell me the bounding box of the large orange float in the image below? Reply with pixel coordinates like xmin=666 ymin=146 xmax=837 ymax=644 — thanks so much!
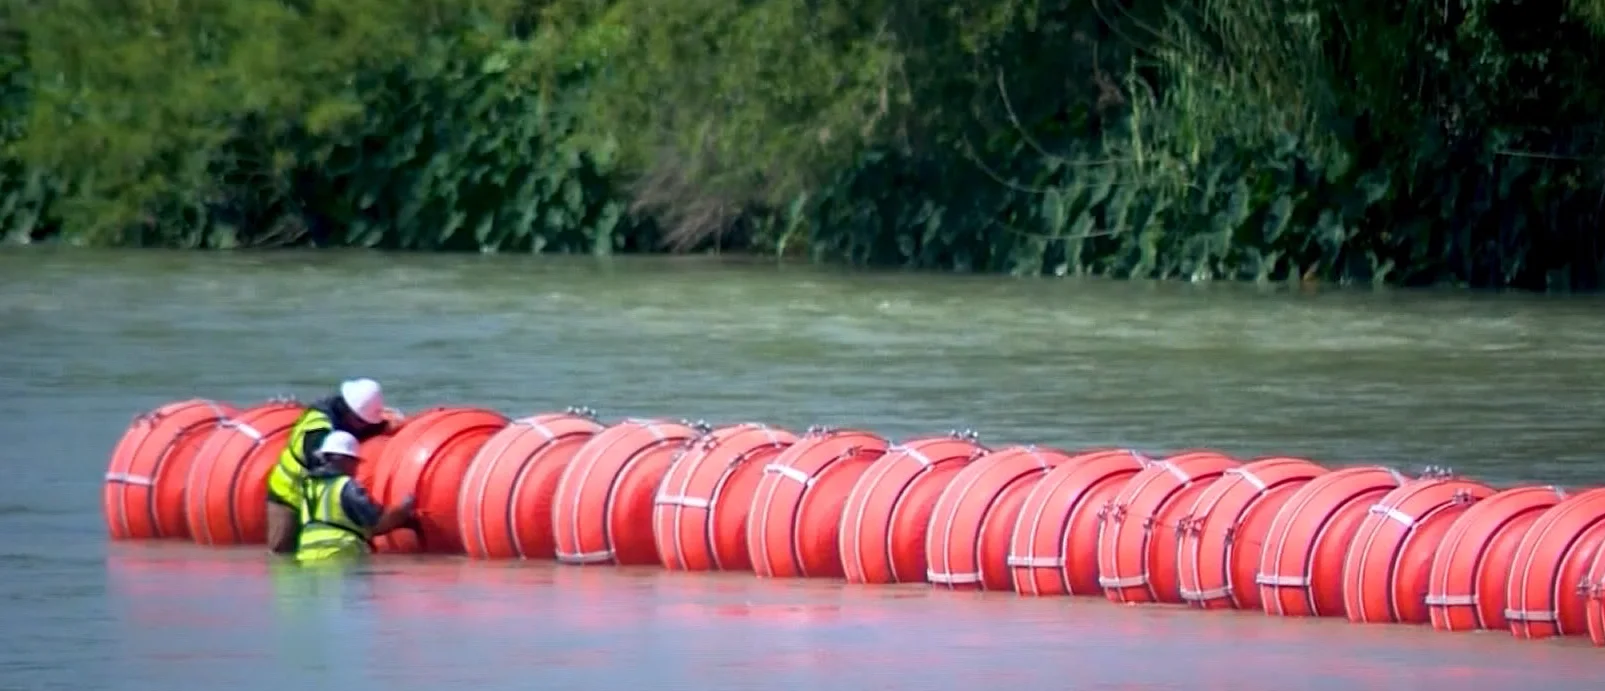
xmin=838 ymin=431 xmax=987 ymax=584
xmin=1257 ymin=465 xmax=1406 ymax=617
xmin=551 ymin=418 xmax=708 ymax=566
xmin=457 ymin=409 xmax=605 ymax=560
xmin=1425 ymin=485 xmax=1568 ymax=632
xmin=1175 ymin=457 xmax=1327 ymax=609
xmin=1008 ymin=449 xmax=1149 ymax=596
xmin=353 ymin=427 xmax=398 ymax=492
xmin=653 ymin=422 xmax=798 ymax=571
xmin=183 ymin=401 xmax=305 ymax=545
xmin=370 ymin=406 xmax=509 ymax=554
xmin=1505 ymin=486 xmax=1605 ymax=639
xmin=352 ymin=406 xmax=407 ymax=491
xmin=1340 ymin=472 xmax=1494 ymax=624
xmin=102 ymin=395 xmax=1605 ymax=651
xmin=1587 ymin=545 xmax=1605 ymax=645
xmin=926 ymin=445 xmax=1076 ymax=591
xmin=104 ymin=399 xmax=237 ymax=540
xmin=1098 ymin=451 xmax=1240 ymax=603
xmin=747 ymin=426 xmax=888 ymax=578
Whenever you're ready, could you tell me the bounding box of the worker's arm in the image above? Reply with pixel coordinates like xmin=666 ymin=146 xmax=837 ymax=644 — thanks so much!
xmin=300 ymin=427 xmax=331 ymax=465
xmin=340 ymin=481 xmax=416 ymax=537
xmin=351 ymin=419 xmax=390 ymax=441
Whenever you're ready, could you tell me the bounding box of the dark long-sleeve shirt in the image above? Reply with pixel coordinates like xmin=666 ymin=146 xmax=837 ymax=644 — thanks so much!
xmin=296 ymin=396 xmax=389 ymax=469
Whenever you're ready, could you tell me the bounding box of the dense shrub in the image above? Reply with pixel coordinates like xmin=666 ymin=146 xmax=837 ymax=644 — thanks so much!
xmin=2 ymin=0 xmax=1603 ymax=290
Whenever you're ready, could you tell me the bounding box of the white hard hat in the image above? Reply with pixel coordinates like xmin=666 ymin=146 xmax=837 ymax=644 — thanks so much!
xmin=339 ymin=378 xmax=385 ymax=424
xmin=316 ymin=430 xmax=362 ymax=460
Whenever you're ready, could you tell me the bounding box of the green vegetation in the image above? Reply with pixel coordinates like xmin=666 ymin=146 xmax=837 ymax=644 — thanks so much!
xmin=2 ymin=0 xmax=1604 ymax=290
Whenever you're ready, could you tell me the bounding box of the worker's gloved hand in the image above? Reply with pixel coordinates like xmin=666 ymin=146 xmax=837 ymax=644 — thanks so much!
xmin=398 ymin=495 xmax=417 ymax=514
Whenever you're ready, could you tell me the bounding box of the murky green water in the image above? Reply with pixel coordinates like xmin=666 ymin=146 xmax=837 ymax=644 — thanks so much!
xmin=3 ymin=248 xmax=1604 ymax=690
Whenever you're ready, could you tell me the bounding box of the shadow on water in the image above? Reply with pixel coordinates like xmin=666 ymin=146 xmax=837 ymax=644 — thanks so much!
xmin=2 ymin=249 xmax=1605 ymax=689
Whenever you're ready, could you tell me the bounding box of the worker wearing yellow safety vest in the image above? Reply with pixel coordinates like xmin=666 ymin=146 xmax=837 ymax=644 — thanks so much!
xmin=295 ymin=431 xmax=417 ymax=562
xmin=265 ymin=378 xmax=394 ymax=554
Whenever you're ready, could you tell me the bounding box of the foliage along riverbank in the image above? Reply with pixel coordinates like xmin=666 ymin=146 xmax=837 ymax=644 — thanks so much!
xmin=2 ymin=0 xmax=1604 ymax=291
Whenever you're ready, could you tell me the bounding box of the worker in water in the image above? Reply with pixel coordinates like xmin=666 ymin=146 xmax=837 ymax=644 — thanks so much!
xmin=266 ymin=378 xmax=393 ymax=554
xmin=295 ymin=431 xmax=417 ymax=562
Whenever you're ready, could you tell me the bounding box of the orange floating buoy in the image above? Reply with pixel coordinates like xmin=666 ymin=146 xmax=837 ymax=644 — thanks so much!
xmin=370 ymin=407 xmax=509 ymax=554
xmin=552 ymin=418 xmax=708 ymax=566
xmin=1340 ymin=472 xmax=1495 ymax=624
xmin=353 ymin=427 xmax=398 ymax=492
xmin=1426 ymin=485 xmax=1567 ymax=632
xmin=653 ymin=422 xmax=798 ymax=571
xmin=1008 ymin=449 xmax=1150 ymax=596
xmin=1176 ymin=457 xmax=1327 ymax=609
xmin=1505 ymin=486 xmax=1605 ymax=639
xmin=1098 ymin=451 xmax=1241 ymax=604
xmin=927 ymin=445 xmax=1076 ymax=591
xmin=1586 ymin=542 xmax=1605 ymax=646
xmin=103 ymin=399 xmax=237 ymax=541
xmin=747 ymin=426 xmax=888 ymax=578
xmin=838 ymin=431 xmax=988 ymax=584
xmin=183 ymin=401 xmax=305 ymax=545
xmin=1257 ymin=465 xmax=1406 ymax=617
xmin=457 ymin=409 xmax=605 ymax=560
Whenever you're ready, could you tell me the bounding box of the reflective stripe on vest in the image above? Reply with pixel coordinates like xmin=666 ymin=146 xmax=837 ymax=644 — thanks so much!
xmin=296 ymin=475 xmax=371 ymax=555
xmin=275 ymin=407 xmax=334 ymax=484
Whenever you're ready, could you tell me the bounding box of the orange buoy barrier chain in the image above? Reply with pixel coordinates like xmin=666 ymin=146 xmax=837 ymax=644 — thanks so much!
xmin=371 ymin=406 xmax=510 ymax=554
xmin=458 ymin=408 xmax=606 ymax=560
xmin=102 ymin=397 xmax=1605 ymax=649
xmin=1257 ymin=465 xmax=1408 ymax=618
xmin=1585 ymin=545 xmax=1605 ymax=645
xmin=927 ymin=444 xmax=1074 ymax=591
xmin=748 ymin=426 xmax=888 ymax=579
xmin=1174 ymin=457 xmax=1328 ymax=610
xmin=653 ymin=422 xmax=800 ymax=572
xmin=840 ymin=429 xmax=989 ymax=585
xmin=1097 ymin=451 xmax=1241 ymax=604
xmin=1424 ymin=484 xmax=1568 ymax=632
xmin=182 ymin=401 xmax=305 ymax=546
xmin=1341 ymin=468 xmax=1495 ymax=625
xmin=1505 ymin=486 xmax=1605 ymax=639
xmin=1008 ymin=449 xmax=1151 ymax=596
xmin=554 ymin=417 xmax=713 ymax=566
xmin=103 ymin=399 xmax=238 ymax=541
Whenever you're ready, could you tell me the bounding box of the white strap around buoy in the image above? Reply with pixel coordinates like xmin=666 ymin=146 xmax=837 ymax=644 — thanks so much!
xmin=764 ymin=464 xmax=813 ymax=486
xmin=654 ymin=493 xmax=711 ymax=509
xmin=1161 ymin=461 xmax=1187 ymax=481
xmin=928 ymin=569 xmax=981 ymax=585
xmin=1005 ymin=554 xmax=1063 ymax=568
xmin=103 ymin=472 xmax=153 ymax=486
xmin=1255 ymin=573 xmax=1310 ymax=587
xmin=559 ymin=549 xmax=616 ymax=564
xmin=1368 ymin=503 xmax=1416 ymax=527
xmin=1098 ymin=574 xmax=1149 ymax=589
xmin=1180 ymin=586 xmax=1232 ymax=600
xmin=1504 ymin=607 xmax=1557 ymax=622
xmin=225 ymin=420 xmax=262 ymax=441
xmin=511 ymin=417 xmax=557 ymax=439
xmin=758 ymin=427 xmax=784 ymax=446
xmin=1424 ymin=594 xmax=1477 ymax=606
xmin=903 ymin=447 xmax=935 ymax=467
xmin=1224 ymin=466 xmax=1267 ymax=490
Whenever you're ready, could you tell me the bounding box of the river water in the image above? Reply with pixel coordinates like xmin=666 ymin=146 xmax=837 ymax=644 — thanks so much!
xmin=2 ymin=248 xmax=1604 ymax=690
